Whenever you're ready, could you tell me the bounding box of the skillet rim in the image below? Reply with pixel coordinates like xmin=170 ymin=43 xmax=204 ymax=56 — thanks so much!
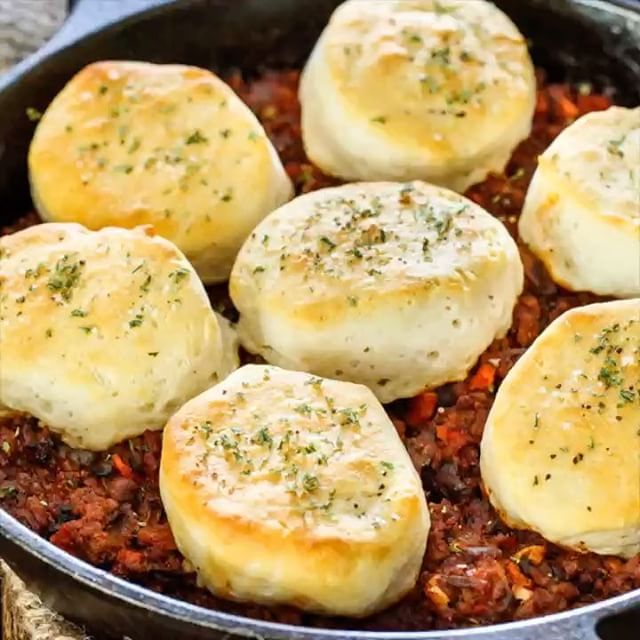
xmin=3 ymin=504 xmax=640 ymax=640
xmin=0 ymin=0 xmax=639 ymax=638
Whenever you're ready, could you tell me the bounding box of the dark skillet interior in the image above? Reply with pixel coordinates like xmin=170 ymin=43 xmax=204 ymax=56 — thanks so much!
xmin=0 ymin=1 xmax=639 ymax=639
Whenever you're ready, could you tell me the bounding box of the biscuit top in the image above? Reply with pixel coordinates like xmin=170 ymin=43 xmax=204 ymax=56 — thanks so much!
xmin=232 ymin=181 xmax=519 ymax=321
xmin=537 ymin=107 xmax=640 ymax=228
xmin=0 ymin=222 xmax=238 ymax=449
xmin=318 ymin=0 xmax=535 ymax=157
xmin=163 ymin=364 xmax=425 ymax=537
xmin=28 ymin=61 xmax=292 ymax=280
xmin=0 ymin=223 xmax=208 ymax=355
xmin=481 ymin=299 xmax=640 ymax=556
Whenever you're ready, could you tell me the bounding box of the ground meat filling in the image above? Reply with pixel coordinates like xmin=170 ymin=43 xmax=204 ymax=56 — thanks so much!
xmin=0 ymin=70 xmax=638 ymax=631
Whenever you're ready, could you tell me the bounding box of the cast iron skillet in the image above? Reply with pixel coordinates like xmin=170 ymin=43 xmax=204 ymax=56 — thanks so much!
xmin=0 ymin=1 xmax=639 ymax=638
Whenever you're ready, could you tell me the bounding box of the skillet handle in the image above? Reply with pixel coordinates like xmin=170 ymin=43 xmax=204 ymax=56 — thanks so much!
xmin=593 ymin=605 xmax=640 ymax=640
xmin=0 ymin=0 xmax=170 ymax=86
xmin=0 ymin=0 xmax=172 ymax=85
xmin=48 ymin=0 xmax=171 ymax=51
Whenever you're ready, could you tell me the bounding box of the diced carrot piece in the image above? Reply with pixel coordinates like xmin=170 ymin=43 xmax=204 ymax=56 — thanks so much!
xmin=436 ymin=425 xmax=469 ymax=452
xmin=406 ymin=392 xmax=438 ymax=427
xmin=535 ymin=91 xmax=549 ymax=115
xmin=425 ymin=576 xmax=450 ymax=607
xmin=576 ymin=93 xmax=612 ymax=114
xmin=112 ymin=454 xmax=134 ymax=480
xmin=436 ymin=424 xmax=449 ymax=441
xmin=469 ymin=363 xmax=496 ymax=391
xmin=505 ymin=559 xmax=533 ymax=589
xmin=558 ymin=96 xmax=580 ymax=119
xmin=548 ymin=86 xmax=580 ymax=120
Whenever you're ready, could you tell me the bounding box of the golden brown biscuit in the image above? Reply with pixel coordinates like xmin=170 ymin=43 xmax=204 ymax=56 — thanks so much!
xmin=481 ymin=299 xmax=640 ymax=557
xmin=0 ymin=223 xmax=239 ymax=450
xmin=29 ymin=61 xmax=293 ymax=283
xmin=300 ymin=0 xmax=536 ymax=191
xmin=160 ymin=364 xmax=430 ymax=616
xmin=230 ymin=181 xmax=523 ymax=402
xmin=519 ymin=107 xmax=640 ymax=297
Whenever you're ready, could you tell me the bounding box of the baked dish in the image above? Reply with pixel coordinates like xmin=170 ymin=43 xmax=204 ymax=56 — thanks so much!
xmin=0 ymin=0 xmax=639 ymax=632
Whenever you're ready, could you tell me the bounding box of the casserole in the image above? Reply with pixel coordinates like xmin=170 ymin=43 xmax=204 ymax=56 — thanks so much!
xmin=0 ymin=1 xmax=639 ymax=638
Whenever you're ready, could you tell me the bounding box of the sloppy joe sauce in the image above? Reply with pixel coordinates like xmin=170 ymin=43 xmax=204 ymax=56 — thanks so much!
xmin=1 ymin=70 xmax=638 ymax=631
